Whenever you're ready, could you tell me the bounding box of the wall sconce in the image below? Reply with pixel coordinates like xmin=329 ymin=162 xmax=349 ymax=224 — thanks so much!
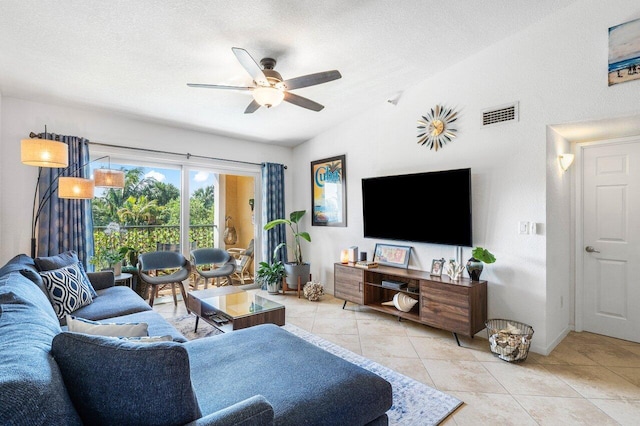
xmin=558 ymin=154 xmax=575 ymax=171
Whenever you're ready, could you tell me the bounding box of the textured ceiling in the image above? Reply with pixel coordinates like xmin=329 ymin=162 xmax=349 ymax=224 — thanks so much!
xmin=0 ymin=0 xmax=576 ymax=147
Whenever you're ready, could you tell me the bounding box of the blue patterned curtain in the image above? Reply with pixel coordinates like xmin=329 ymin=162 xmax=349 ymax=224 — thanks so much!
xmin=261 ymin=163 xmax=287 ymax=264
xmin=37 ymin=134 xmax=94 ymax=268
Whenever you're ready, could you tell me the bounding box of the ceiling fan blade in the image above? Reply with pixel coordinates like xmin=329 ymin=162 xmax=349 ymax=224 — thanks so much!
xmin=284 ymin=92 xmax=324 ymax=111
xmin=244 ymin=99 xmax=261 ymax=114
xmin=187 ymin=83 xmax=252 ymax=91
xmin=283 ymin=70 xmax=342 ymax=91
xmin=232 ymin=47 xmax=268 ymax=86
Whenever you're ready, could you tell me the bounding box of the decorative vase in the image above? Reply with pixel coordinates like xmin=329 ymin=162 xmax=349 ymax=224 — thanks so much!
xmin=284 ymin=263 xmax=311 ymax=290
xmin=113 ymin=261 xmax=122 ymax=276
xmin=266 ymin=281 xmax=279 ymax=295
xmin=466 ymin=257 xmax=483 ymax=281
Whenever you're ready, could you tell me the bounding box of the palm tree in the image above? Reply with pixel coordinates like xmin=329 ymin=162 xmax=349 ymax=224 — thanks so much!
xmin=192 ymin=185 xmax=215 ymax=210
xmin=117 ymin=195 xmax=158 ymax=225
xmin=142 ymin=181 xmax=180 ymax=206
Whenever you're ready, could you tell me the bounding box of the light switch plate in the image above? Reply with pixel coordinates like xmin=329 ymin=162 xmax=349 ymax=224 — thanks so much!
xmin=518 ymin=221 xmax=529 ymax=235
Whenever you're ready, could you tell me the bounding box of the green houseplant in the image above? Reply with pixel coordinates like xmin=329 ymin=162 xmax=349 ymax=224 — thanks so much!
xmin=255 ymin=250 xmax=286 ymax=294
xmin=466 ymin=247 xmax=496 ymax=281
xmin=264 ymin=210 xmax=311 ymax=289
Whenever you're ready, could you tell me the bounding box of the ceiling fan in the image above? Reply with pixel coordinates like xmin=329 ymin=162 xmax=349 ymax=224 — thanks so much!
xmin=187 ymin=47 xmax=342 ymax=114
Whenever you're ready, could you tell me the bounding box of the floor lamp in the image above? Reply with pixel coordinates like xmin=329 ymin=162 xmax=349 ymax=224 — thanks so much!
xmin=21 ymin=131 xmax=125 ymax=258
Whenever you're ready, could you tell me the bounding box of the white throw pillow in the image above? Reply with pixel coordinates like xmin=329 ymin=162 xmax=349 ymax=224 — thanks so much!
xmin=66 ymin=315 xmax=149 ymax=337
xmin=117 ymin=335 xmax=173 ymax=343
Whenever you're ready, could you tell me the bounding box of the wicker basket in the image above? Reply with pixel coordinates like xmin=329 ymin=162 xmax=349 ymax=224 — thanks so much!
xmin=485 ymin=319 xmax=534 ymax=362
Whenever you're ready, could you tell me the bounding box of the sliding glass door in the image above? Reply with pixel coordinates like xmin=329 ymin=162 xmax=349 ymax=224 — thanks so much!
xmin=89 ymin=157 xmax=257 ymax=281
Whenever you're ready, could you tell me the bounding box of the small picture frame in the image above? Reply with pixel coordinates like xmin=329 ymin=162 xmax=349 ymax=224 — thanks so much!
xmin=373 ymin=244 xmax=411 ymax=268
xmin=430 ymin=259 xmax=445 ymax=277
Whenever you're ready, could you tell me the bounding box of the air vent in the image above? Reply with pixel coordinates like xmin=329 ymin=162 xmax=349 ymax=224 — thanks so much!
xmin=482 ymin=102 xmax=519 ymax=127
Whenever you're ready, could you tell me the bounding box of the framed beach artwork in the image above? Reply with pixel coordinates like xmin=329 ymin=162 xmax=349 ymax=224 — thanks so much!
xmin=608 ymin=17 xmax=640 ymax=86
xmin=373 ymin=244 xmax=411 ymax=268
xmin=311 ymin=155 xmax=347 ymax=227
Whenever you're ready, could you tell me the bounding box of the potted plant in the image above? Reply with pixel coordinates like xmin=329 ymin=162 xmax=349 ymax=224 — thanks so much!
xmin=255 ymin=251 xmax=286 ymax=295
xmin=104 ymin=248 xmax=127 ymax=276
xmin=264 ymin=210 xmax=311 ymax=290
xmin=466 ymin=247 xmax=496 ymax=281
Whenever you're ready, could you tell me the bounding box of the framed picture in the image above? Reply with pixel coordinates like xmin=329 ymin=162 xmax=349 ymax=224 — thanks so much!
xmin=430 ymin=259 xmax=445 ymax=277
xmin=311 ymin=154 xmax=346 ymax=227
xmin=373 ymin=244 xmax=411 ymax=268
xmin=608 ymin=17 xmax=640 ymax=86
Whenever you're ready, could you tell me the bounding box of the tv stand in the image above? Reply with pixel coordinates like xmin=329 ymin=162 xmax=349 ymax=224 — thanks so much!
xmin=334 ymin=263 xmax=487 ymax=345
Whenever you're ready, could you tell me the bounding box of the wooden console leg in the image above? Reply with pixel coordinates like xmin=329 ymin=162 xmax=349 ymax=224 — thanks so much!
xmin=342 ymin=300 xmax=347 ymax=309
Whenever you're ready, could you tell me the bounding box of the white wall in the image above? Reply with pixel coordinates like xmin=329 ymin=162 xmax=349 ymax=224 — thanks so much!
xmin=0 ymin=97 xmax=293 ymax=265
xmin=294 ymin=0 xmax=640 ymax=354
xmin=0 ymin=91 xmax=3 ymax=249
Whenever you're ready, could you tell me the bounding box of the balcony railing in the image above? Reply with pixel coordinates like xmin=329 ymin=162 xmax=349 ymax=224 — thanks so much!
xmin=93 ymin=224 xmax=216 ymax=267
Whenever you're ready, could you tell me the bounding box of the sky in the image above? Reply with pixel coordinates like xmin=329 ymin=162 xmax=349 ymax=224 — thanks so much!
xmin=90 ymin=161 xmax=214 ymax=196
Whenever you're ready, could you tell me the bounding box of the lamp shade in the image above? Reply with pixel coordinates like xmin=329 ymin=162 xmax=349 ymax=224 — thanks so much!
xmin=94 ymin=168 xmax=125 ymax=188
xmin=21 ymin=138 xmax=69 ymax=168
xmin=58 ymin=177 xmax=94 ymax=199
xmin=252 ymin=86 xmax=284 ymax=108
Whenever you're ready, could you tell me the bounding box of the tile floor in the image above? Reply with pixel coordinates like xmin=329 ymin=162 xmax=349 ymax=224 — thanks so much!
xmin=154 ymin=289 xmax=640 ymax=425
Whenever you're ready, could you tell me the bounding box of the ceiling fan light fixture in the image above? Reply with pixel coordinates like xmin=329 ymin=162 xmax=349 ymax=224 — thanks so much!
xmin=252 ymin=86 xmax=284 ymax=108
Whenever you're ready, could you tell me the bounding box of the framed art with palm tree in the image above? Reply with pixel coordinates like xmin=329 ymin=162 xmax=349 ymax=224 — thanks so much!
xmin=311 ymin=154 xmax=346 ymax=227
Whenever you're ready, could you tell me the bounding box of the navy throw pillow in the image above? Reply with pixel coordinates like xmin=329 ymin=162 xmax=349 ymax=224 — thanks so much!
xmin=35 ymin=250 xmax=98 ymax=298
xmin=51 ymin=332 xmax=202 ymax=425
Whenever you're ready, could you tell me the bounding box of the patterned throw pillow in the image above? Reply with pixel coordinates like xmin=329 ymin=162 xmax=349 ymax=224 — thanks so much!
xmin=40 ymin=263 xmax=93 ymax=320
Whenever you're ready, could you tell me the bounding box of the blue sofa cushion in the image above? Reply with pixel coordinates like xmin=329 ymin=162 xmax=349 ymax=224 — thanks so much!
xmin=186 ymin=324 xmax=393 ymax=426
xmin=0 ymin=254 xmax=52 ymax=301
xmin=52 ymin=332 xmax=202 ymax=425
xmin=0 ymin=271 xmax=82 ymax=425
xmin=39 ymin=263 xmax=93 ymax=320
xmin=35 ymin=250 xmax=98 ymax=298
xmin=71 ymin=285 xmax=152 ymax=321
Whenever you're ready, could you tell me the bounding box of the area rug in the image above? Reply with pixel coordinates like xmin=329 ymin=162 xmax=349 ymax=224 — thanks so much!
xmin=167 ymin=314 xmax=224 ymax=339
xmin=167 ymin=314 xmax=462 ymax=425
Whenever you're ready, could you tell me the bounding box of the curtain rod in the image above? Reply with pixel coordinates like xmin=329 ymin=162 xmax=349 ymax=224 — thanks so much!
xmin=28 ymin=132 xmax=286 ymax=169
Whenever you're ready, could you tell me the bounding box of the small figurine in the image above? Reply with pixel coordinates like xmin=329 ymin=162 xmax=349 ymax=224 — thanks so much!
xmin=445 ymin=259 xmax=465 ymax=281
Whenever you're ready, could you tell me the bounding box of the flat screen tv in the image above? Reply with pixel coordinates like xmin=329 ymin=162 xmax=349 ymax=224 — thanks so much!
xmin=362 ymin=168 xmax=472 ymax=247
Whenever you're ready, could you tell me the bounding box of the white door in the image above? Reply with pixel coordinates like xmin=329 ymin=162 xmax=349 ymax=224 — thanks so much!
xmin=580 ymin=139 xmax=640 ymax=342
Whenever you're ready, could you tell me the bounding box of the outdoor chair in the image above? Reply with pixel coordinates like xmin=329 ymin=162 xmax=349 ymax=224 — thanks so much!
xmin=156 ymin=241 xmax=198 ymax=287
xmin=138 ymin=251 xmax=191 ymax=312
xmin=228 ymin=239 xmax=255 ymax=284
xmin=190 ymin=248 xmax=236 ymax=289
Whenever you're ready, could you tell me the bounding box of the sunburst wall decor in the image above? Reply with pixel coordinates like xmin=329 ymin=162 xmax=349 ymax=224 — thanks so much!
xmin=417 ymin=105 xmax=458 ymax=151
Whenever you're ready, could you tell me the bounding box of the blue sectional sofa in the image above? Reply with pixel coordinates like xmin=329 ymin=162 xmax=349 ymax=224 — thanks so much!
xmin=0 ymin=253 xmax=393 ymax=425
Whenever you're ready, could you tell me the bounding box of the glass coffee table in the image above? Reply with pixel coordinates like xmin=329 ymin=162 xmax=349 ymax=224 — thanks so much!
xmin=187 ymin=286 xmax=285 ymax=333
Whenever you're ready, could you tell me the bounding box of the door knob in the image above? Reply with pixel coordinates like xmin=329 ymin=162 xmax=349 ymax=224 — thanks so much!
xmin=585 ymin=246 xmax=600 ymax=253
